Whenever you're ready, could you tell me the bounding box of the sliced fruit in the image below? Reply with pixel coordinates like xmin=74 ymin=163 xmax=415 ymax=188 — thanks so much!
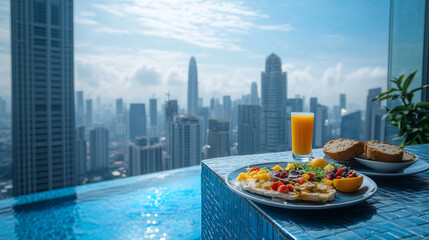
xmin=324 ymin=164 xmax=335 ymax=171
xmin=237 ymin=173 xmax=249 ymax=181
xmin=272 ymin=165 xmax=283 ymax=171
xmin=333 ymin=176 xmax=364 ymax=193
xmin=309 ymin=158 xmax=328 ymax=168
xmin=277 ymin=185 xmax=289 ymax=193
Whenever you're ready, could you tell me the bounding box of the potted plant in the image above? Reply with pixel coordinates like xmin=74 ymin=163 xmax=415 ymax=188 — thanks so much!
xmin=373 ymin=71 xmax=429 ymax=147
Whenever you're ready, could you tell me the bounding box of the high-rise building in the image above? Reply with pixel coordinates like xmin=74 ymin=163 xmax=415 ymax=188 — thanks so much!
xmin=209 ymin=98 xmax=215 ymax=118
xmin=250 ymin=82 xmax=259 ymax=105
xmin=129 ymin=103 xmax=146 ymax=140
xmin=223 ymin=96 xmax=232 ymax=120
xmin=129 ymin=136 xmax=162 ymax=176
xmin=116 ymin=98 xmax=123 ymax=116
xmin=198 ymin=97 xmax=203 ymax=108
xmin=340 ymin=94 xmax=346 ymax=110
xmin=286 ymin=98 xmax=304 ymax=112
xmin=207 ymin=119 xmax=230 ymax=159
xmin=86 ymin=99 xmax=92 ymax=126
xmin=187 ymin=56 xmax=198 ymax=115
xmin=386 ymin=0 xmax=429 ymax=144
xmin=12 ymin=0 xmax=76 ymax=195
xmin=238 ymin=105 xmax=260 ymax=155
xmin=341 ymin=110 xmax=362 ymax=140
xmin=0 ymin=97 xmax=6 ymax=116
xmin=198 ymin=107 xmax=209 ymax=147
xmin=90 ymin=127 xmax=109 ymax=171
xmin=309 ymin=97 xmax=318 ymax=146
xmin=165 ymin=100 xmax=178 ymax=159
xmin=170 ymin=115 xmax=200 ymax=168
xmin=75 ymin=126 xmax=87 ymax=184
xmin=76 ymin=91 xmax=84 ymax=125
xmin=260 ymin=54 xmax=287 ymax=153
xmin=365 ymin=88 xmax=385 ymax=141
xmin=149 ymin=98 xmax=157 ymax=137
xmin=314 ymin=104 xmax=328 ymax=147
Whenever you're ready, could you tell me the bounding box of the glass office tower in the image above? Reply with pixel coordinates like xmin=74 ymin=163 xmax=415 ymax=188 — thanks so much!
xmin=386 ymin=0 xmax=429 ymax=143
xmin=11 ymin=0 xmax=76 ymax=195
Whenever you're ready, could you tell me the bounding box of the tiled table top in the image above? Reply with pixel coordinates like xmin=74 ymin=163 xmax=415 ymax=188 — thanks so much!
xmin=202 ymin=144 xmax=429 ymax=240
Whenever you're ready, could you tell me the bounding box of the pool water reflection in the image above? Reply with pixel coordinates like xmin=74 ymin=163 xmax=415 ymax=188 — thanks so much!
xmin=0 ymin=166 xmax=201 ymax=240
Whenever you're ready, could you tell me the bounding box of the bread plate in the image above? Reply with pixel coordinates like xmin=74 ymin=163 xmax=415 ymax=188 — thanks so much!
xmin=323 ymin=154 xmax=429 ymax=177
xmin=354 ymin=154 xmax=418 ymax=173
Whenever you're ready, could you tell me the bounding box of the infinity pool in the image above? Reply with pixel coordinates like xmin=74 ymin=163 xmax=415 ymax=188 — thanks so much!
xmin=0 ymin=166 xmax=201 ymax=240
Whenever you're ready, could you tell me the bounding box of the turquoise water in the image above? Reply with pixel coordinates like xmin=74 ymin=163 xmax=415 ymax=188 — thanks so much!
xmin=0 ymin=166 xmax=201 ymax=240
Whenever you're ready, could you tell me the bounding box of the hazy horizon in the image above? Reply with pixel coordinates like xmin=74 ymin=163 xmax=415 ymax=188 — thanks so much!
xmin=0 ymin=0 xmax=390 ymax=110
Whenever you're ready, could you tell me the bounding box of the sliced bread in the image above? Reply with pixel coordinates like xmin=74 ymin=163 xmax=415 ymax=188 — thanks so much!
xmin=402 ymin=151 xmax=415 ymax=162
xmin=365 ymin=140 xmax=403 ymax=162
xmin=323 ymin=138 xmax=364 ymax=161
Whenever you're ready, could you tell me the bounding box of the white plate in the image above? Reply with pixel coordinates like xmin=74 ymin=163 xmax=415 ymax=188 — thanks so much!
xmin=225 ymin=162 xmax=377 ymax=210
xmin=354 ymin=154 xmax=418 ymax=173
xmin=323 ymin=154 xmax=429 ymax=177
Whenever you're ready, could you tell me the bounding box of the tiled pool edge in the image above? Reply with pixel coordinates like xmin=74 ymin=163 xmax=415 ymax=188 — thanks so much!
xmin=0 ymin=165 xmax=201 ymax=209
xmin=201 ymin=162 xmax=292 ymax=240
xmin=201 ymin=146 xmax=429 ymax=240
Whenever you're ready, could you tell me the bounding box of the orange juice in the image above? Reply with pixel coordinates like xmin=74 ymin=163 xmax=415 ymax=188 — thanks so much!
xmin=291 ymin=113 xmax=314 ymax=156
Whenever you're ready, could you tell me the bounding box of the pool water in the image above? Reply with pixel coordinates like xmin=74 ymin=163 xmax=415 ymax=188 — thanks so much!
xmin=0 ymin=166 xmax=201 ymax=240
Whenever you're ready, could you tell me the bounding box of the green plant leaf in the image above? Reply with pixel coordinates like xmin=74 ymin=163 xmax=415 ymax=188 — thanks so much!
xmin=396 ymin=74 xmax=405 ymax=89
xmin=372 ymin=88 xmax=398 ymax=102
xmin=409 ymin=84 xmax=429 ymax=94
xmin=416 ymin=102 xmax=429 ymax=110
xmin=402 ymin=71 xmax=417 ymax=95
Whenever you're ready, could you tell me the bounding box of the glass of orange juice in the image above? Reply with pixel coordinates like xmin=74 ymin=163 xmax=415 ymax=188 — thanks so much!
xmin=291 ymin=112 xmax=314 ymax=161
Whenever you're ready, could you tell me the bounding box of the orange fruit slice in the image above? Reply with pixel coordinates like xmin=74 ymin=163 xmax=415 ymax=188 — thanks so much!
xmin=333 ymin=176 xmax=364 ymax=193
xmin=309 ymin=158 xmax=328 ymax=168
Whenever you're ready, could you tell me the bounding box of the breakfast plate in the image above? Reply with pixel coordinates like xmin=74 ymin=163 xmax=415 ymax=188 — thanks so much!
xmin=226 ymin=162 xmax=377 ymax=210
xmin=323 ymin=154 xmax=429 ymax=177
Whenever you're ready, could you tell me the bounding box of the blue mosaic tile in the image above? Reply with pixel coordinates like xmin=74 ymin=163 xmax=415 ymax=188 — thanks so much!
xmin=377 ymin=232 xmax=400 ymax=240
xmin=201 ymin=145 xmax=429 ymax=240
xmin=408 ymin=224 xmax=429 ymax=236
xmin=336 ymin=231 xmax=363 ymax=240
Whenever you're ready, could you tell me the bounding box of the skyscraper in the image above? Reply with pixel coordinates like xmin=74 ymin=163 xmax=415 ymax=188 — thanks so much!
xmin=165 ymin=100 xmax=178 ymax=166
xmin=75 ymin=126 xmax=87 ymax=184
xmin=223 ymin=96 xmax=232 ymax=120
xmin=129 ymin=103 xmax=146 ymax=140
xmin=341 ymin=110 xmax=362 ymax=140
xmin=149 ymin=98 xmax=157 ymax=137
xmin=340 ymin=94 xmax=346 ymax=110
xmin=386 ymin=0 xmax=429 ymax=144
xmin=309 ymin=97 xmax=318 ymax=146
xmin=260 ymin=54 xmax=287 ymax=153
xmin=207 ymin=119 xmax=230 ymax=159
xmin=129 ymin=136 xmax=162 ymax=176
xmin=286 ymin=98 xmax=304 ymax=112
xmin=187 ymin=56 xmax=198 ymax=115
xmin=85 ymin=99 xmax=92 ymax=126
xmin=198 ymin=107 xmax=209 ymax=147
xmin=170 ymin=115 xmax=200 ymax=168
xmin=238 ymin=105 xmax=260 ymax=155
xmin=116 ymin=98 xmax=123 ymax=116
xmin=12 ymin=0 xmax=76 ymax=195
xmin=250 ymin=82 xmax=259 ymax=105
xmin=314 ymin=104 xmax=328 ymax=147
xmin=365 ymin=88 xmax=385 ymax=141
xmin=76 ymin=91 xmax=84 ymax=125
xmin=90 ymin=127 xmax=109 ymax=171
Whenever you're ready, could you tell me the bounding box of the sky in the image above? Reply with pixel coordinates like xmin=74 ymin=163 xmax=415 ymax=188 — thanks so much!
xmin=0 ymin=0 xmax=390 ymax=111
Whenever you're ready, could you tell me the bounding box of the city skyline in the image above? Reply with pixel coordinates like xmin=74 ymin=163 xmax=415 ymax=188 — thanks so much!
xmin=0 ymin=0 xmax=389 ymax=111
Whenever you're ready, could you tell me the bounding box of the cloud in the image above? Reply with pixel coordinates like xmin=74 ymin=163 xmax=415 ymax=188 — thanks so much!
xmin=75 ymin=16 xmax=98 ymax=25
xmin=131 ymin=66 xmax=161 ymax=86
xmin=95 ymin=27 xmax=130 ymax=34
xmin=286 ymin=63 xmax=386 ymax=109
xmin=93 ymin=0 xmax=292 ymax=51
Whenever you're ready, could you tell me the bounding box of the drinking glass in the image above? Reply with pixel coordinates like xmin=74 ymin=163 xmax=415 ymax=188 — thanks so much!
xmin=291 ymin=112 xmax=314 ymax=161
